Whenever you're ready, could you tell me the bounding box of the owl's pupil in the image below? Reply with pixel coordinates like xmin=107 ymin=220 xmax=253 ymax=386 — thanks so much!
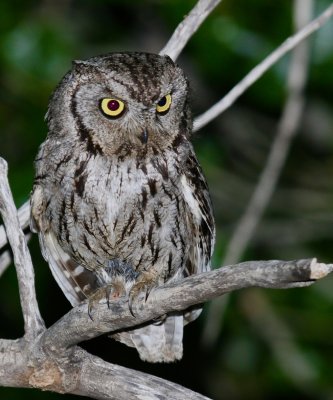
xmin=107 ymin=100 xmax=120 ymax=111
xmin=158 ymin=97 xmax=167 ymax=107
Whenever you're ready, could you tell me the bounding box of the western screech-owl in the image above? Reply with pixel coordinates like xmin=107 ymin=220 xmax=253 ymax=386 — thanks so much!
xmin=30 ymin=52 xmax=215 ymax=362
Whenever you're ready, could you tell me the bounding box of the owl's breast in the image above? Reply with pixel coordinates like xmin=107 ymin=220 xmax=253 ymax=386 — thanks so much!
xmin=50 ymin=151 xmax=191 ymax=282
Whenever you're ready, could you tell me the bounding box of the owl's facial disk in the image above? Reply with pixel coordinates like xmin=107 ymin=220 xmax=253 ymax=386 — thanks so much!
xmin=58 ymin=53 xmax=192 ymax=154
xmin=71 ymin=79 xmax=189 ymax=153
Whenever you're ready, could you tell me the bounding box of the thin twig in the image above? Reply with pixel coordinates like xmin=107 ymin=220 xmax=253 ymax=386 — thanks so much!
xmin=0 ymin=200 xmax=31 ymax=277
xmin=0 ymin=200 xmax=30 ymax=249
xmin=0 ymin=250 xmax=11 ymax=278
xmin=202 ymin=0 xmax=313 ymax=347
xmin=0 ymin=232 xmax=32 ymax=279
xmin=0 ymin=158 xmax=45 ymax=338
xmin=193 ymin=2 xmax=333 ymax=131
xmin=159 ymin=0 xmax=222 ymax=60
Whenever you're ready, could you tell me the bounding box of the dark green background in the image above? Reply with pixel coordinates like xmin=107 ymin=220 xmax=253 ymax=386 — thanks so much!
xmin=1 ymin=1 xmax=333 ymax=399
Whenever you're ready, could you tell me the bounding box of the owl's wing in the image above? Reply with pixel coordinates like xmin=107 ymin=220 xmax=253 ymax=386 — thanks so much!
xmin=180 ymin=151 xmax=215 ymax=277
xmin=30 ymin=185 xmax=96 ymax=307
xmin=179 ymin=151 xmax=215 ymax=324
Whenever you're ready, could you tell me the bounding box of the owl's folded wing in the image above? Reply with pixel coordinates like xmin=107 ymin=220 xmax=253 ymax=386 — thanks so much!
xmin=30 ymin=185 xmax=96 ymax=307
xmin=180 ymin=151 xmax=215 ymax=277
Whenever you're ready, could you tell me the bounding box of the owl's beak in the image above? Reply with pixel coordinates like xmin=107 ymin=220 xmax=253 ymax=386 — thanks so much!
xmin=140 ymin=130 xmax=148 ymax=144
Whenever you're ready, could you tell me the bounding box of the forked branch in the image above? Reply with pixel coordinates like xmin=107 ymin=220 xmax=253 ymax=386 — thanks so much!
xmin=0 ymin=159 xmax=44 ymax=339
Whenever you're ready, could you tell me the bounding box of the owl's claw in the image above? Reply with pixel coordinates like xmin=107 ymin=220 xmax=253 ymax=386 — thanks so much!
xmin=128 ymin=283 xmax=147 ymax=317
xmin=128 ymin=271 xmax=159 ymax=317
xmin=128 ymin=296 xmax=136 ymax=318
xmin=87 ymin=281 xmax=126 ymax=320
xmin=88 ymin=302 xmax=95 ymax=321
xmin=105 ymin=285 xmax=112 ymax=309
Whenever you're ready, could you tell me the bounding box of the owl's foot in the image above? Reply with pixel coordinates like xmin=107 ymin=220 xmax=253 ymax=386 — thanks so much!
xmin=88 ymin=281 xmax=126 ymax=320
xmin=128 ymin=270 xmax=159 ymax=317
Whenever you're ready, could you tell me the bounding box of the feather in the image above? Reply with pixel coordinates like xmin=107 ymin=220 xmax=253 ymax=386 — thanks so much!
xmin=121 ymin=315 xmax=184 ymax=363
xmin=40 ymin=230 xmax=97 ymax=306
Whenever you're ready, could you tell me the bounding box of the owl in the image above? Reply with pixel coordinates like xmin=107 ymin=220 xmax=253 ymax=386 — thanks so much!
xmin=30 ymin=52 xmax=215 ymax=363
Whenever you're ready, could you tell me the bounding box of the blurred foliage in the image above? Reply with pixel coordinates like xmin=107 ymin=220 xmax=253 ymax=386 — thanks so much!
xmin=1 ymin=0 xmax=333 ymax=399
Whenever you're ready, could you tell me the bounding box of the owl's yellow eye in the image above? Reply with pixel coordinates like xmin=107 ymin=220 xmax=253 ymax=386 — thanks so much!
xmin=100 ymin=98 xmax=125 ymax=117
xmin=156 ymin=94 xmax=172 ymax=114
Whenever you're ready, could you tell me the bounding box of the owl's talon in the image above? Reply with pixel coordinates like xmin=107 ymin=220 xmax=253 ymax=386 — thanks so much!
xmin=88 ymin=303 xmax=95 ymax=321
xmin=145 ymin=286 xmax=153 ymax=302
xmin=105 ymin=285 xmax=112 ymax=309
xmin=128 ymin=285 xmax=146 ymax=317
xmin=128 ymin=297 xmax=136 ymax=318
xmin=87 ymin=281 xmax=126 ymax=319
xmin=128 ymin=271 xmax=159 ymax=317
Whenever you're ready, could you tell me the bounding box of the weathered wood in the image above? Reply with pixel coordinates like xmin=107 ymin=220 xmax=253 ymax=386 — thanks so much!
xmin=0 ymin=159 xmax=45 ymax=339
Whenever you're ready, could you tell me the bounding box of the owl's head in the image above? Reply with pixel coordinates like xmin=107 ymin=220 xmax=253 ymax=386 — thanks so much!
xmin=48 ymin=52 xmax=192 ymax=156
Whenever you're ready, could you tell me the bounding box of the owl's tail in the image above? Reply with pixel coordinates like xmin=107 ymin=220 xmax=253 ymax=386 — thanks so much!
xmin=112 ymin=315 xmax=184 ymax=363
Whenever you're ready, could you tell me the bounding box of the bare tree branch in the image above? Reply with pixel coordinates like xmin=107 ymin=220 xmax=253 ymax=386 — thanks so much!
xmin=0 ymin=158 xmax=45 ymax=338
xmin=193 ymin=2 xmax=333 ymax=131
xmin=159 ymin=0 xmax=222 ymax=60
xmin=40 ymin=258 xmax=330 ymax=351
xmin=0 ymin=232 xmax=31 ymax=279
xmin=0 ymin=250 xmax=11 ymax=278
xmin=0 ymin=256 xmax=331 ymax=399
xmin=0 ymin=340 xmax=210 ymax=400
xmin=0 ymin=198 xmax=30 ymax=249
xmin=0 ymin=200 xmax=30 ymax=277
xmin=71 ymin=349 xmax=211 ymax=400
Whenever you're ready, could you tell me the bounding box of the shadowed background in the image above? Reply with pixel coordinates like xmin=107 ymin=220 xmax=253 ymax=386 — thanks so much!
xmin=1 ymin=1 xmax=333 ymax=399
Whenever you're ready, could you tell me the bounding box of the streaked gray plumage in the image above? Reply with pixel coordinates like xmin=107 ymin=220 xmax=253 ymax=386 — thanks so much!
xmin=30 ymin=52 xmax=215 ymax=362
